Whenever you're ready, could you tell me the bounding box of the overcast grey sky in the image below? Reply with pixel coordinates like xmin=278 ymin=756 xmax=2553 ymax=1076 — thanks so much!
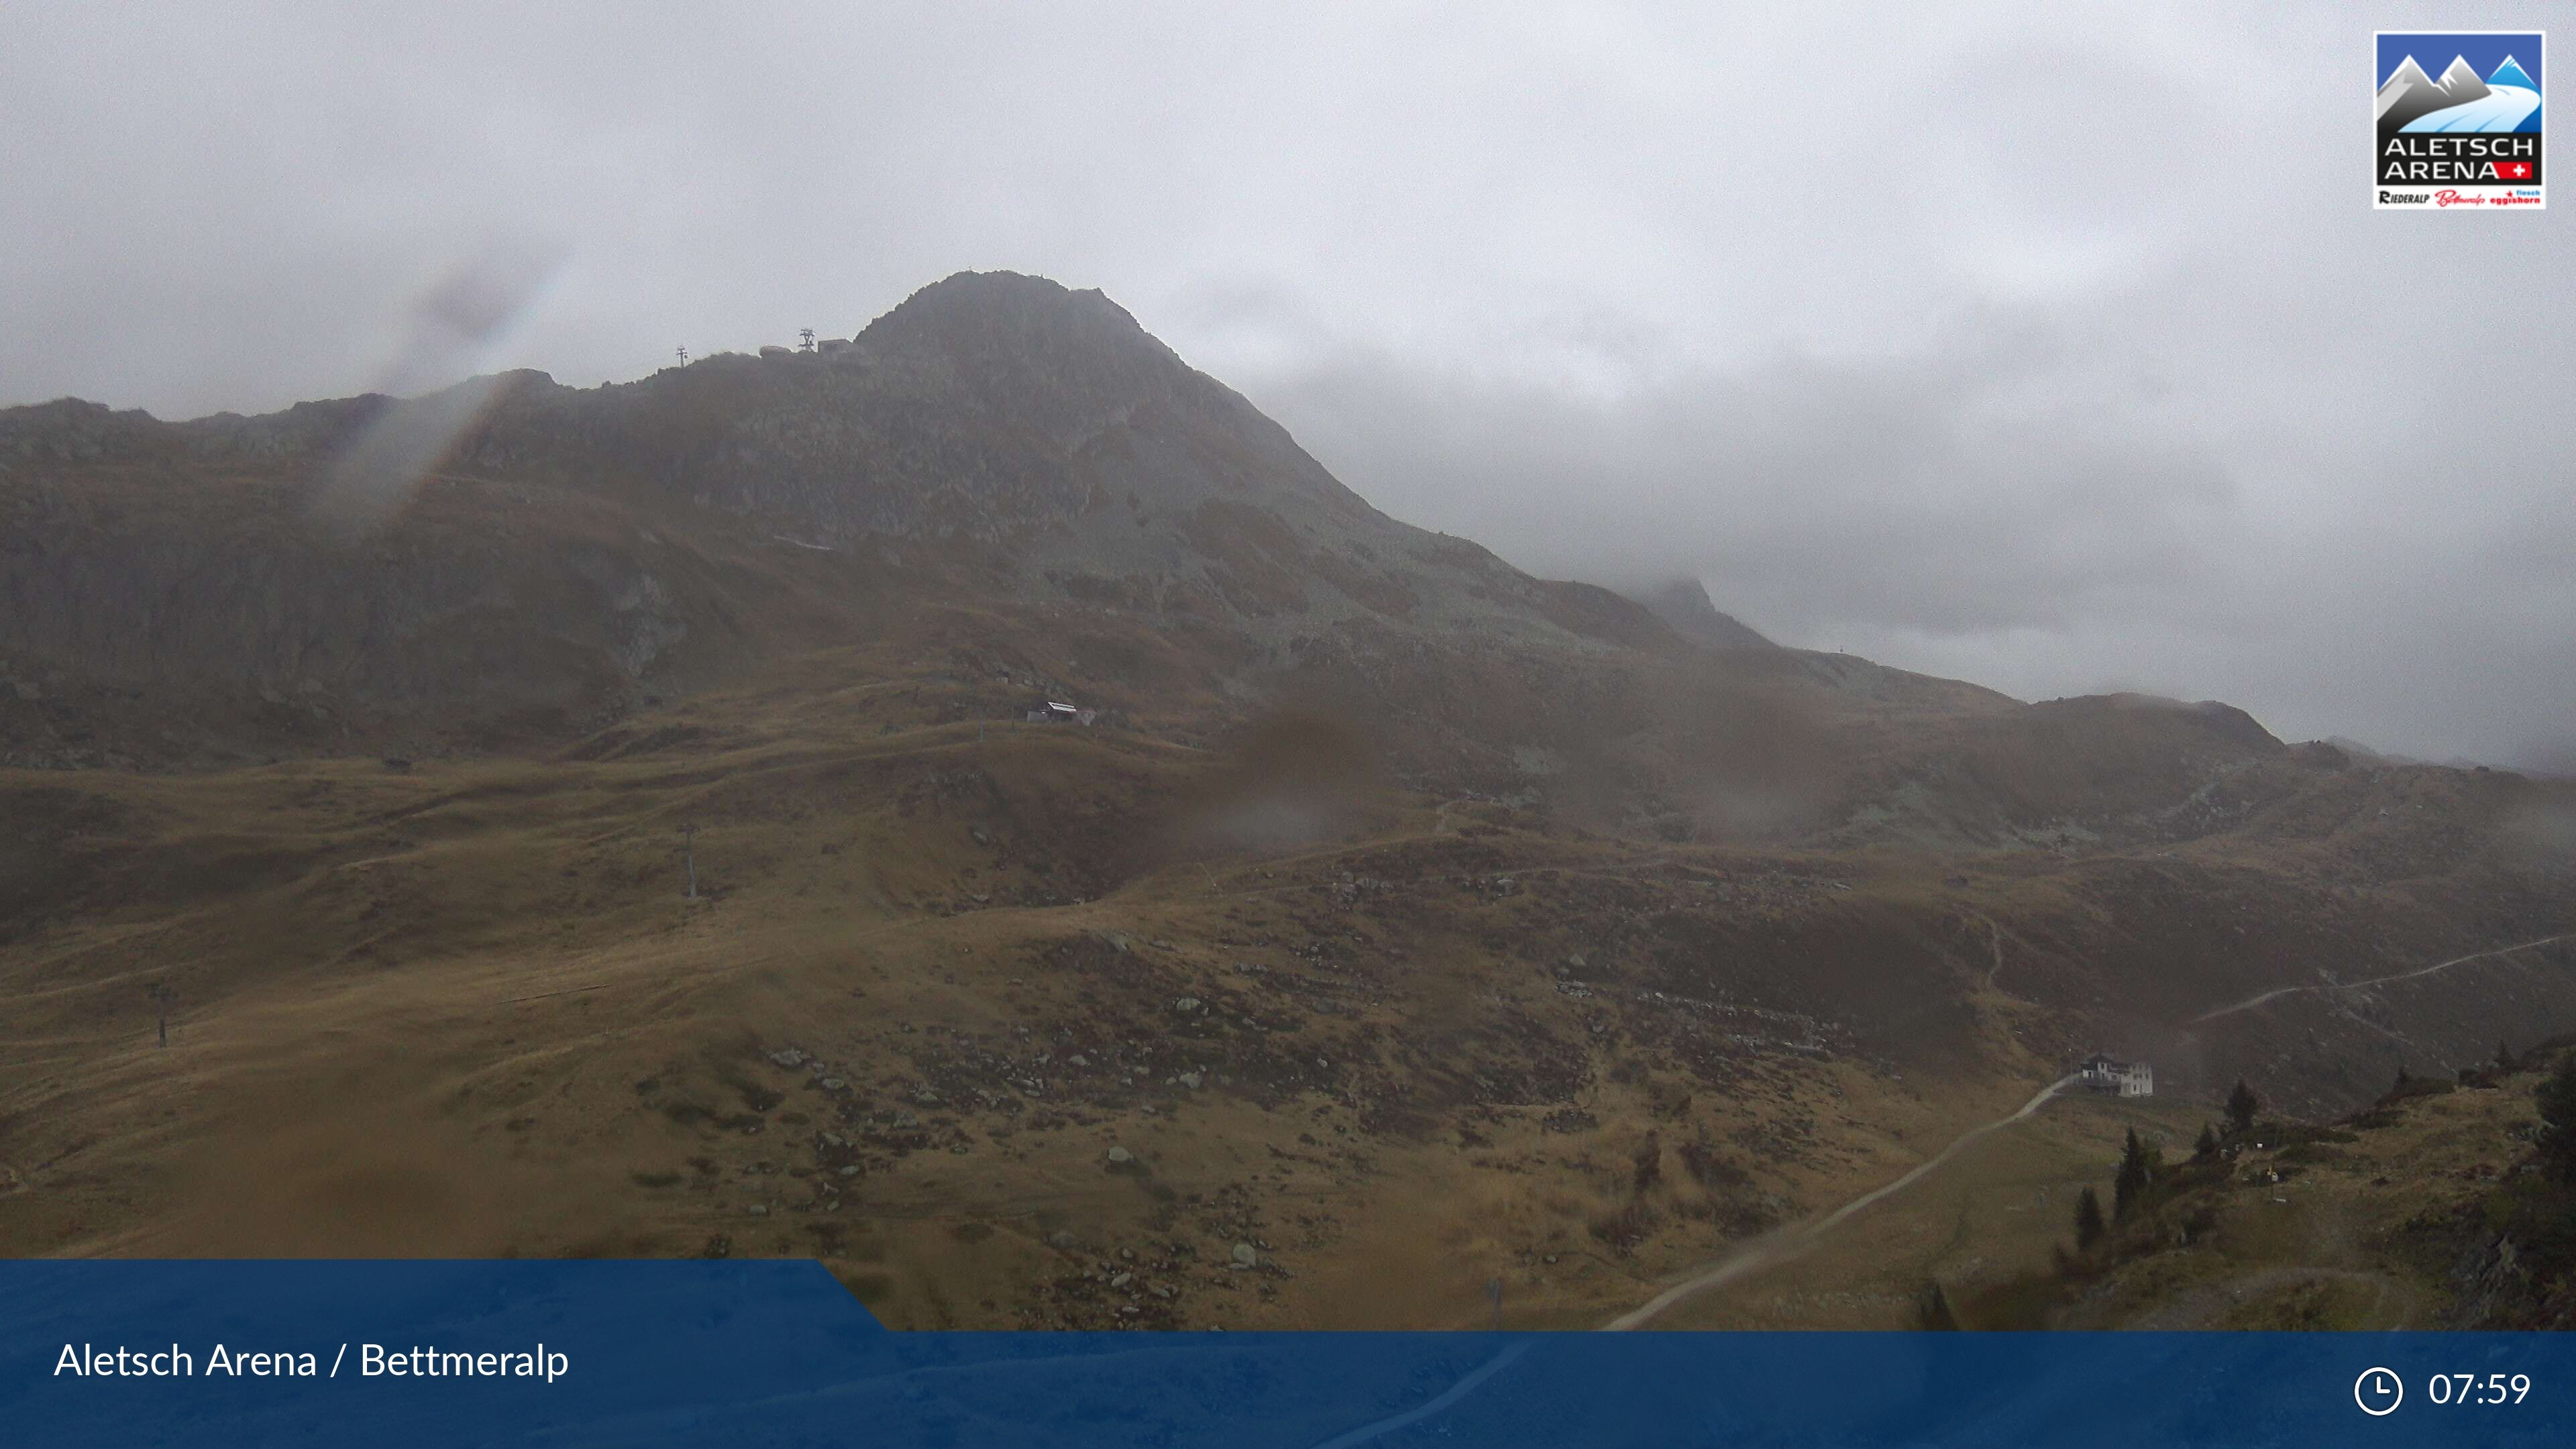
xmin=4 ymin=3 xmax=2569 ymax=765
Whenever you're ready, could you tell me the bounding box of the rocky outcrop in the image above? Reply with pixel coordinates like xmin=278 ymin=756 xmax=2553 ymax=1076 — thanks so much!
xmin=1616 ymin=577 xmax=1774 ymax=651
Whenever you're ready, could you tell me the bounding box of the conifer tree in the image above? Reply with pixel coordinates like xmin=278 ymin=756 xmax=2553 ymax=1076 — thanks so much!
xmin=2194 ymin=1122 xmax=2219 ymax=1160
xmin=2114 ymin=1128 xmax=2153 ymax=1222
xmin=2225 ymin=1078 xmax=2259 ymax=1136
xmin=2074 ymin=1185 xmax=2106 ymax=1249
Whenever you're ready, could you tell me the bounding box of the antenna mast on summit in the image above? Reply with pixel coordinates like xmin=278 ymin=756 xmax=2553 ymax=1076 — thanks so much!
xmin=799 ymin=328 xmax=816 ymax=351
xmin=676 ymin=346 xmax=689 ymax=366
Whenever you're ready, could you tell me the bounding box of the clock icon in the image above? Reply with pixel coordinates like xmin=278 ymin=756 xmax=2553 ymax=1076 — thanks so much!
xmin=2355 ymin=1367 xmax=2404 ymax=1417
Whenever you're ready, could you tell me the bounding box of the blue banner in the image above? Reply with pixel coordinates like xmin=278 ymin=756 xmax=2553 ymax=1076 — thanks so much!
xmin=2 ymin=1260 xmax=2568 ymax=1446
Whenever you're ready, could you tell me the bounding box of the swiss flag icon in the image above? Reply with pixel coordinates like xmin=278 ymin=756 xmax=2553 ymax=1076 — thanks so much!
xmin=2496 ymin=159 xmax=2535 ymax=180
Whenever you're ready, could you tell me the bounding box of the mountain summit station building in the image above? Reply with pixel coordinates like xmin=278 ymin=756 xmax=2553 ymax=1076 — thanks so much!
xmin=2076 ymin=1053 xmax=2153 ymax=1097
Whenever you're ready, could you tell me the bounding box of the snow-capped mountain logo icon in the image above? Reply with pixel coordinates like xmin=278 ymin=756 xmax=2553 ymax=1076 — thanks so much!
xmin=2377 ymin=52 xmax=2541 ymax=137
xmin=2374 ymin=31 xmax=2544 ymax=209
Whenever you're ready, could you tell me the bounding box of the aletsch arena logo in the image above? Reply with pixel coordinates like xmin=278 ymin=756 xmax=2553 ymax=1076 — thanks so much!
xmin=2375 ymin=31 xmax=2544 ymax=209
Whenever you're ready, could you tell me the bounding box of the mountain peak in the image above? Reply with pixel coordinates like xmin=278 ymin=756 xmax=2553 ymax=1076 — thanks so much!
xmin=880 ymin=268 xmax=1120 ymax=321
xmin=2377 ymin=53 xmax=2487 ymax=130
xmin=861 ymin=270 xmax=1172 ymax=370
xmin=2436 ymin=55 xmax=2489 ymax=98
